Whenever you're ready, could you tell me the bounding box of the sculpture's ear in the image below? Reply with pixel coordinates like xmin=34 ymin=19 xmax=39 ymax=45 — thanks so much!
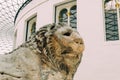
xmin=44 ymin=23 xmax=56 ymax=37
xmin=49 ymin=23 xmax=56 ymax=30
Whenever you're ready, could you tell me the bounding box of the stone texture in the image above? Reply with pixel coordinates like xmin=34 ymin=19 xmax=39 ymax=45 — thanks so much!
xmin=0 ymin=23 xmax=84 ymax=80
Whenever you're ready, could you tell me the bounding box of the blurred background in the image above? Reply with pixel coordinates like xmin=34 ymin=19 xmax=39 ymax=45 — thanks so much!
xmin=0 ymin=0 xmax=26 ymax=54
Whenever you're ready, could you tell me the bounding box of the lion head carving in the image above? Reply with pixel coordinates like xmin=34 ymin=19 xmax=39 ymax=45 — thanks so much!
xmin=0 ymin=23 xmax=84 ymax=80
xmin=26 ymin=23 xmax=84 ymax=79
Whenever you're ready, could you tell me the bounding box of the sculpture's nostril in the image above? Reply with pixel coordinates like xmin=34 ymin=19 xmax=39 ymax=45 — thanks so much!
xmin=74 ymin=38 xmax=83 ymax=45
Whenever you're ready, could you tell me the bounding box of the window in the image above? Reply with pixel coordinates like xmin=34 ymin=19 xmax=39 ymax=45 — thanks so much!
xmin=104 ymin=0 xmax=120 ymax=41
xmin=59 ymin=8 xmax=68 ymax=23
xmin=55 ymin=0 xmax=77 ymax=28
xmin=26 ymin=16 xmax=37 ymax=41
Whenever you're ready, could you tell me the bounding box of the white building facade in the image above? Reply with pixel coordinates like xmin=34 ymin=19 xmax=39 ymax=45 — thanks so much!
xmin=14 ymin=0 xmax=120 ymax=80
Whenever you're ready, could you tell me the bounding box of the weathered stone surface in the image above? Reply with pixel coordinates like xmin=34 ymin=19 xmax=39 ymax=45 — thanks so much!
xmin=0 ymin=23 xmax=84 ymax=80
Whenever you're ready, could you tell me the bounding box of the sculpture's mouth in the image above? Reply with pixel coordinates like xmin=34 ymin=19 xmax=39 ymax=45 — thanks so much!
xmin=61 ymin=47 xmax=73 ymax=54
xmin=61 ymin=47 xmax=82 ymax=59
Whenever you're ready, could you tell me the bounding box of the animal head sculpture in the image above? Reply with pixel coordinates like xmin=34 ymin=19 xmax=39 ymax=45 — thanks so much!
xmin=1 ymin=23 xmax=84 ymax=80
xmin=20 ymin=23 xmax=84 ymax=80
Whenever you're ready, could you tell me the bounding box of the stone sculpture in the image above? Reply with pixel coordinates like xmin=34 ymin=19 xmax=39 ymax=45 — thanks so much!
xmin=0 ymin=23 xmax=84 ymax=80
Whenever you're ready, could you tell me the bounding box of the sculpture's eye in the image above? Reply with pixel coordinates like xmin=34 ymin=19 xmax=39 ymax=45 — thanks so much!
xmin=63 ymin=32 xmax=71 ymax=36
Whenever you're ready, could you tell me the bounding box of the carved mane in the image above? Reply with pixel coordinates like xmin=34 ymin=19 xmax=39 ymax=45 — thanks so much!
xmin=0 ymin=23 xmax=84 ymax=80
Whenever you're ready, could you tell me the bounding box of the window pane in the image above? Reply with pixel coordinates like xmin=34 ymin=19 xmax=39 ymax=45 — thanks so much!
xmin=70 ymin=5 xmax=77 ymax=28
xmin=104 ymin=0 xmax=119 ymax=41
xmin=59 ymin=8 xmax=68 ymax=23
xmin=31 ymin=22 xmax=36 ymax=35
